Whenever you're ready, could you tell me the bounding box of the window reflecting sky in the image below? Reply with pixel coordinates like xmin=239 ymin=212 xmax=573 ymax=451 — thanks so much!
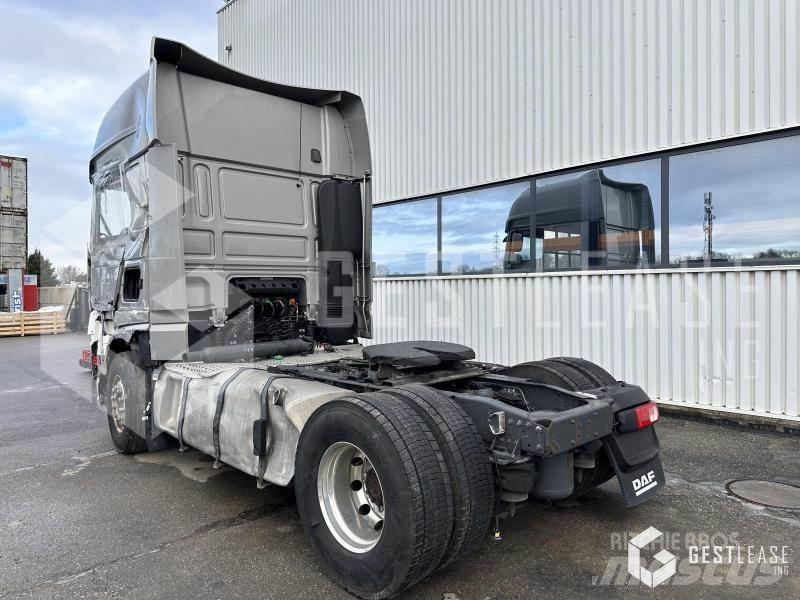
xmin=372 ymin=198 xmax=437 ymax=275
xmin=670 ymin=136 xmax=800 ymax=262
xmin=441 ymin=181 xmax=529 ymax=273
xmin=603 ymin=160 xmax=662 ymax=263
xmin=535 ymin=160 xmax=661 ymax=267
xmin=372 ymin=136 xmax=799 ymax=276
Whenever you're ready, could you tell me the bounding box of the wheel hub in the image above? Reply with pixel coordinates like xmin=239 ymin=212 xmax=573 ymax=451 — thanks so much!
xmin=318 ymin=442 xmax=385 ymax=553
xmin=109 ymin=375 xmax=126 ymax=434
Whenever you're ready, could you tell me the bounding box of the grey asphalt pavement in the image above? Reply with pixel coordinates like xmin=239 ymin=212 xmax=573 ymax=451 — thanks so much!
xmin=1 ymin=333 xmax=798 ymax=599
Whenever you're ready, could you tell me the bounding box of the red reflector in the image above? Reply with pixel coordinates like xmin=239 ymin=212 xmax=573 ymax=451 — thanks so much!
xmin=92 ymin=355 xmax=101 ymax=366
xmin=633 ymin=401 xmax=659 ymax=429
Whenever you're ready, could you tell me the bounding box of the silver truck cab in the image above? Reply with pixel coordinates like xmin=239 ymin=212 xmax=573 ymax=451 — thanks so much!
xmin=89 ymin=37 xmax=372 ymax=364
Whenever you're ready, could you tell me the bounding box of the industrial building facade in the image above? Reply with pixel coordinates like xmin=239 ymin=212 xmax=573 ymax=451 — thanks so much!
xmin=218 ymin=0 xmax=800 ymax=422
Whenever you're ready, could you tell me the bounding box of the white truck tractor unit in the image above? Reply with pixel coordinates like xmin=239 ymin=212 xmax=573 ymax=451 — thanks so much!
xmin=88 ymin=39 xmax=665 ymax=599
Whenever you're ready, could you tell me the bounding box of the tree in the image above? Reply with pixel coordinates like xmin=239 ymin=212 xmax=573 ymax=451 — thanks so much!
xmin=755 ymin=248 xmax=800 ymax=260
xmin=26 ymin=249 xmax=58 ymax=286
xmin=57 ymin=265 xmax=87 ymax=284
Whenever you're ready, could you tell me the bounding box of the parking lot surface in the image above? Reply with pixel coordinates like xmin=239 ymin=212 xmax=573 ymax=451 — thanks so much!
xmin=1 ymin=333 xmax=798 ymax=599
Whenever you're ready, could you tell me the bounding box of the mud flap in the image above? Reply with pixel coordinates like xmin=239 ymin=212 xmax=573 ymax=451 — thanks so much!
xmin=608 ymin=452 xmax=665 ymax=507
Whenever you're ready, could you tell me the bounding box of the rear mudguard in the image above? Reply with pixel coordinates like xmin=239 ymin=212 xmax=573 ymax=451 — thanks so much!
xmin=603 ymin=426 xmax=665 ymax=506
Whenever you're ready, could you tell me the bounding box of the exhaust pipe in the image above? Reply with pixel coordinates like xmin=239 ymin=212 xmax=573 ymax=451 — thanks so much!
xmin=182 ymin=337 xmax=315 ymax=363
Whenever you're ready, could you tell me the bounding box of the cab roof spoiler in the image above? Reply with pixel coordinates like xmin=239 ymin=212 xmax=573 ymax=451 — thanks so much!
xmin=90 ymin=37 xmax=369 ymax=178
xmin=151 ymin=38 xmax=358 ymax=107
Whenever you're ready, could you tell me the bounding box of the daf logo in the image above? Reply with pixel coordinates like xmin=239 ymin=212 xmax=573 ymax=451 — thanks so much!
xmin=632 ymin=470 xmax=658 ymax=497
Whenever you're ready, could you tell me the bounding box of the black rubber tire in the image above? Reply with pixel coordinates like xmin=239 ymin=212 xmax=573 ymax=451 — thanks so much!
xmin=105 ymin=349 xmax=149 ymax=455
xmin=547 ymin=357 xmax=617 ymax=387
xmin=501 ymin=360 xmax=595 ymax=391
xmin=384 ymin=384 xmax=495 ymax=569
xmin=564 ymin=451 xmax=615 ymax=501
xmin=295 ymin=392 xmax=453 ymax=599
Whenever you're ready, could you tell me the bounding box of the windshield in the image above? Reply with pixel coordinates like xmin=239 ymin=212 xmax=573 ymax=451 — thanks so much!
xmin=94 ymin=166 xmax=132 ymax=241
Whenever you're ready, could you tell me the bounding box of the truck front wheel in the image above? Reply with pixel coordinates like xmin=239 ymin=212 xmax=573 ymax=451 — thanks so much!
xmin=105 ymin=349 xmax=149 ymax=454
xmin=295 ymin=392 xmax=453 ymax=599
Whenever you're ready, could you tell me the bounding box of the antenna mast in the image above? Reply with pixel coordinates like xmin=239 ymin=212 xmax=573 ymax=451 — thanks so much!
xmin=703 ymin=192 xmax=715 ymax=260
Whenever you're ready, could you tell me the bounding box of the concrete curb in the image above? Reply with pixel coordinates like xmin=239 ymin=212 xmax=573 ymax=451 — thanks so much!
xmin=657 ymin=401 xmax=800 ymax=436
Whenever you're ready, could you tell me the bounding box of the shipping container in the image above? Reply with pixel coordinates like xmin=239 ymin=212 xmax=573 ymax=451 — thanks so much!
xmin=0 ymin=155 xmax=28 ymax=271
xmin=0 ymin=155 xmax=27 ymax=211
xmin=0 ymin=213 xmax=27 ymax=270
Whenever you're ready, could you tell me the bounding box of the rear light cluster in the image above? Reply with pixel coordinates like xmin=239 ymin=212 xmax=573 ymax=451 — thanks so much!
xmin=80 ymin=349 xmax=101 ymax=366
xmin=633 ymin=401 xmax=659 ymax=429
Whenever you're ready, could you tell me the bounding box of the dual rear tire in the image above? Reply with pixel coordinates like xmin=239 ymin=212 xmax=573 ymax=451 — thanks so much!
xmin=295 ymin=386 xmax=494 ymax=599
xmin=501 ymin=356 xmax=616 ymax=391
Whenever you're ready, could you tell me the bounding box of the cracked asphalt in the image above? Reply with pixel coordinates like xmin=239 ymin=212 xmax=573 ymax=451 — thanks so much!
xmin=1 ymin=333 xmax=799 ymax=599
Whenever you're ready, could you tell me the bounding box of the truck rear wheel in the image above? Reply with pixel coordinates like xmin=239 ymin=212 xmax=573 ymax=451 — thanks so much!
xmin=105 ymin=349 xmax=148 ymax=454
xmin=501 ymin=359 xmax=595 ymax=391
xmin=502 ymin=357 xmax=617 ymax=500
xmin=384 ymin=384 xmax=495 ymax=569
xmin=566 ymin=451 xmax=615 ymax=500
xmin=295 ymin=392 xmax=453 ymax=599
xmin=546 ymin=357 xmax=616 ymax=387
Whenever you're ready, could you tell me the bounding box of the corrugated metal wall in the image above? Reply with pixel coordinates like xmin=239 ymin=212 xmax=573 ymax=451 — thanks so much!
xmin=371 ymin=267 xmax=800 ymax=419
xmin=218 ymin=0 xmax=800 ymax=204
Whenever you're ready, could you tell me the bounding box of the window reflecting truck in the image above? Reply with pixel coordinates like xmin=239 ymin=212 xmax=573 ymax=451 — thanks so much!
xmin=88 ymin=39 xmax=665 ymax=599
xmin=505 ymin=170 xmax=656 ymax=270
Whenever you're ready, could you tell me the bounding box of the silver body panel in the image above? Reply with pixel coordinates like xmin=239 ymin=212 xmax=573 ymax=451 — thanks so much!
xmin=88 ymin=38 xmax=372 ymax=360
xmin=153 ymin=363 xmax=351 ymax=486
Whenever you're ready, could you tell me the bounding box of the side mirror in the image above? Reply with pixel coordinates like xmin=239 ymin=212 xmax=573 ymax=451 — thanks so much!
xmin=505 ymin=232 xmax=524 ymax=253
xmin=504 ymin=232 xmax=527 ymax=268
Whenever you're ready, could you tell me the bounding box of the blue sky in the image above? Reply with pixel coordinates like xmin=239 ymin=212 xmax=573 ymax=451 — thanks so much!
xmin=0 ymin=0 xmax=220 ymax=269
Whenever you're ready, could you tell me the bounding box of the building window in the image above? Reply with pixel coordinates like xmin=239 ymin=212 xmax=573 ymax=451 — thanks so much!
xmin=371 ymin=132 xmax=799 ymax=277
xmin=373 ymin=198 xmax=438 ymax=275
xmin=534 ymin=159 xmax=661 ymax=270
xmin=669 ymin=135 xmax=800 ymax=264
xmin=441 ymin=181 xmax=530 ymax=274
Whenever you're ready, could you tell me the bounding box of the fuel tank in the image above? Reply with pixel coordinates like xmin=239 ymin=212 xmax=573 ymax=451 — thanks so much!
xmin=153 ymin=362 xmax=348 ymax=485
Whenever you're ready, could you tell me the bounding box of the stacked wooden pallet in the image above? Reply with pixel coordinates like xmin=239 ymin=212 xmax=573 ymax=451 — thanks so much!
xmin=0 ymin=309 xmax=66 ymax=337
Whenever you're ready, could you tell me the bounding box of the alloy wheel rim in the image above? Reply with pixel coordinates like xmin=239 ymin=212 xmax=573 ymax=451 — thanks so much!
xmin=317 ymin=442 xmax=385 ymax=553
xmin=109 ymin=375 xmax=126 ymax=434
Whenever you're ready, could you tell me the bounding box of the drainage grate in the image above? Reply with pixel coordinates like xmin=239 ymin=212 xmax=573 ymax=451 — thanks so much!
xmin=726 ymin=480 xmax=800 ymax=509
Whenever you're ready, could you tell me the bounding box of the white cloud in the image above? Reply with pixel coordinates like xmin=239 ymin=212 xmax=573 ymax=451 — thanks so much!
xmin=0 ymin=0 xmax=219 ymax=268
